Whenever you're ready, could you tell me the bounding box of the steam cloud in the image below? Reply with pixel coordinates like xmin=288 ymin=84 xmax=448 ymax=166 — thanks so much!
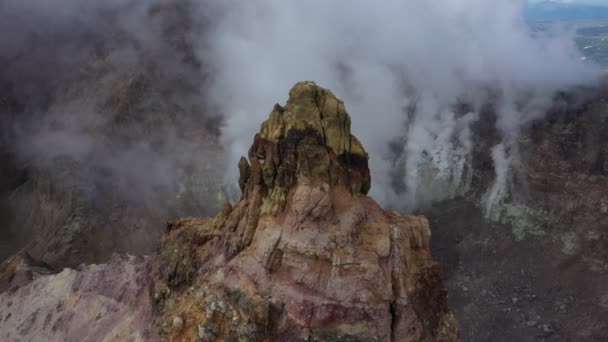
xmin=0 ymin=0 xmax=222 ymax=262
xmin=0 ymin=0 xmax=603 ymax=262
xmin=200 ymin=0 xmax=600 ymax=212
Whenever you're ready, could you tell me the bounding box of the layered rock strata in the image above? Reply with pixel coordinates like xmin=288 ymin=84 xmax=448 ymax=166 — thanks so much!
xmin=155 ymin=81 xmax=459 ymax=341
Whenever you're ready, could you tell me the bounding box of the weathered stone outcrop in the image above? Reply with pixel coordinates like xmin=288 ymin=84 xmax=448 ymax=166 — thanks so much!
xmin=155 ymin=82 xmax=459 ymax=341
xmin=0 ymin=255 xmax=157 ymax=341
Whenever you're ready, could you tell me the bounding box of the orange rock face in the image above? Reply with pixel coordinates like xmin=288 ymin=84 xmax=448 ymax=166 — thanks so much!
xmin=155 ymin=82 xmax=459 ymax=341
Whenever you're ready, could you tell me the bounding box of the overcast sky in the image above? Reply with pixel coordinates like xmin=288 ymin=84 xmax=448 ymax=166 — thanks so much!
xmin=528 ymin=0 xmax=608 ymax=5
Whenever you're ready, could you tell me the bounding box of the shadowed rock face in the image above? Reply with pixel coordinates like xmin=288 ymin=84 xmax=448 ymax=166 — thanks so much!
xmin=154 ymin=82 xmax=459 ymax=341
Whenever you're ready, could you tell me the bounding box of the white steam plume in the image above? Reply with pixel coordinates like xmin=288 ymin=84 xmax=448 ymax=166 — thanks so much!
xmin=200 ymin=0 xmax=600 ymax=211
xmin=0 ymin=0 xmax=224 ymax=261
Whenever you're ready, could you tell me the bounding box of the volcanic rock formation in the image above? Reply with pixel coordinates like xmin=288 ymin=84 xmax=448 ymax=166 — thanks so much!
xmin=0 ymin=254 xmax=157 ymax=341
xmin=154 ymin=81 xmax=459 ymax=341
xmin=0 ymin=81 xmax=458 ymax=341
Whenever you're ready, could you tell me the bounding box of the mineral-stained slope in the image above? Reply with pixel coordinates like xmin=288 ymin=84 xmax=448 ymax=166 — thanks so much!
xmin=0 ymin=255 xmax=158 ymax=342
xmin=154 ymin=81 xmax=459 ymax=341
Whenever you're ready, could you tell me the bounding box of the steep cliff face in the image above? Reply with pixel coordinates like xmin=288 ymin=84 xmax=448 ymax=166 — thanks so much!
xmin=427 ymin=85 xmax=608 ymax=341
xmin=0 ymin=1 xmax=223 ymax=270
xmin=0 ymin=82 xmax=458 ymax=342
xmin=154 ymin=82 xmax=459 ymax=341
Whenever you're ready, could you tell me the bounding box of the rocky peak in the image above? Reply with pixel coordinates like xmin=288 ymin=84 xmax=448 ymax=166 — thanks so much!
xmin=239 ymin=81 xmax=370 ymax=209
xmin=258 ymin=81 xmax=366 ymax=158
xmin=154 ymin=82 xmax=459 ymax=341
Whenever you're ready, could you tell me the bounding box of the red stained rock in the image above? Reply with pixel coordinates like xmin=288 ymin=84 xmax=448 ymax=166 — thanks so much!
xmin=155 ymin=82 xmax=459 ymax=341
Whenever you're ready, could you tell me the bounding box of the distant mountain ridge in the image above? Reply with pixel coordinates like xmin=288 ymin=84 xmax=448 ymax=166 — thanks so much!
xmin=525 ymin=1 xmax=608 ymax=21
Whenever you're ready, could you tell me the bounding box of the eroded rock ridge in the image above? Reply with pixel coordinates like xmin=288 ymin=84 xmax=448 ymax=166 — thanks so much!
xmin=154 ymin=81 xmax=459 ymax=341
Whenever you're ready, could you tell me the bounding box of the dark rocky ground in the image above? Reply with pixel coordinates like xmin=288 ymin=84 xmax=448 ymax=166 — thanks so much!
xmin=429 ymin=200 xmax=608 ymax=341
xmin=427 ymin=88 xmax=608 ymax=341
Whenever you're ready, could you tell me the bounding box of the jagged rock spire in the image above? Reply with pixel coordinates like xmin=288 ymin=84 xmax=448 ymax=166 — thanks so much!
xmin=238 ymin=82 xmax=370 ymax=209
xmin=155 ymin=82 xmax=459 ymax=342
